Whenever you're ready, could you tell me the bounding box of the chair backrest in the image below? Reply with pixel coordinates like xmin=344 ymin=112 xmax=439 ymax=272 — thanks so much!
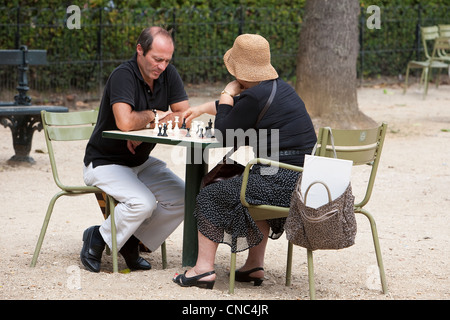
xmin=41 ymin=109 xmax=98 ymax=141
xmin=438 ymin=24 xmax=450 ymax=37
xmin=314 ymin=123 xmax=388 ymax=208
xmin=421 ymin=26 xmax=440 ymax=59
xmin=41 ymin=109 xmax=98 ymax=190
xmin=432 ymin=36 xmax=450 ymax=59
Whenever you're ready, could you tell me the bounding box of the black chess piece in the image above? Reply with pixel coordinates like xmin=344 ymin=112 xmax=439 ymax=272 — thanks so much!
xmin=162 ymin=123 xmax=168 ymax=137
xmin=199 ymin=128 xmax=204 ymax=138
xmin=185 ymin=128 xmax=191 ymax=137
xmin=205 ymin=119 xmax=214 ymax=138
xmin=181 ymin=118 xmax=187 ymax=129
xmin=157 ymin=125 xmax=163 ymax=136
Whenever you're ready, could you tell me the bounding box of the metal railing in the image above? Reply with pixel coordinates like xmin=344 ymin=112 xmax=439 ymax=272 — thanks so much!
xmin=0 ymin=4 xmax=448 ymax=100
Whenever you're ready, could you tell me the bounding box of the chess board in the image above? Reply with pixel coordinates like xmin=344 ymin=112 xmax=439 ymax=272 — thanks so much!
xmin=103 ymin=127 xmax=221 ymax=147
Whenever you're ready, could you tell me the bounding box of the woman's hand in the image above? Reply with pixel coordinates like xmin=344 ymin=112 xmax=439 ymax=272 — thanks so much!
xmin=219 ymin=80 xmax=244 ymax=106
xmin=182 ymin=101 xmax=217 ymax=127
xmin=182 ymin=107 xmax=202 ymax=127
xmin=224 ymin=80 xmax=244 ymax=97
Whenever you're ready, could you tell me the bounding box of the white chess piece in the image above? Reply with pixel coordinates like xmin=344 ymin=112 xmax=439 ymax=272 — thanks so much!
xmin=167 ymin=120 xmax=173 ymax=133
xmin=193 ymin=121 xmax=199 ymax=134
xmin=174 ymin=116 xmax=180 ymax=135
xmin=153 ymin=113 xmax=159 ymax=134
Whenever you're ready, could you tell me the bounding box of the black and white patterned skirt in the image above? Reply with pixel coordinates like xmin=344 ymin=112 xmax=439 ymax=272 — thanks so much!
xmin=194 ymin=164 xmax=301 ymax=253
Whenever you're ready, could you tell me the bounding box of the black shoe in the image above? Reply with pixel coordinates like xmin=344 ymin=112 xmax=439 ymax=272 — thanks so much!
xmin=235 ymin=267 xmax=264 ymax=286
xmin=120 ymin=235 xmax=151 ymax=270
xmin=173 ymin=270 xmax=215 ymax=289
xmin=80 ymin=226 xmax=105 ymax=273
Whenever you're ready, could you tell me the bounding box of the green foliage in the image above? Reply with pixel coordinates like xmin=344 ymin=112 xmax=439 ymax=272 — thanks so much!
xmin=359 ymin=2 xmax=450 ymax=78
xmin=0 ymin=0 xmax=448 ymax=93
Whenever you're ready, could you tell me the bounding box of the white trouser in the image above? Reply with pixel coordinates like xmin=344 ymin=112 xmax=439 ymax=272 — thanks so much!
xmin=83 ymin=156 xmax=185 ymax=252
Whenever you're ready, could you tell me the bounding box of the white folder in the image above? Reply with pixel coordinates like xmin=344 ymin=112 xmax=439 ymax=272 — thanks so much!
xmin=300 ymin=154 xmax=353 ymax=209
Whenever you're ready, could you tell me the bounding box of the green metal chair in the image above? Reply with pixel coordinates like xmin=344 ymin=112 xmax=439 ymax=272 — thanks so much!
xmin=94 ymin=191 xmax=167 ymax=269
xmin=228 ymin=158 xmax=303 ymax=294
xmin=30 ymin=110 xmax=119 ymax=271
xmin=31 ymin=110 xmax=168 ymax=272
xmin=438 ymin=24 xmax=450 ymax=37
xmin=404 ymin=26 xmax=449 ymax=99
xmin=436 ymin=26 xmax=450 ymax=67
xmin=235 ymin=123 xmax=388 ymax=299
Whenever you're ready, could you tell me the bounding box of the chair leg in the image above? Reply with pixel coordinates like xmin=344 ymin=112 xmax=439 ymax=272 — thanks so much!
xmin=356 ymin=208 xmax=388 ymax=294
xmin=307 ymin=249 xmax=316 ymax=300
xmin=285 ymin=241 xmax=293 ymax=286
xmin=31 ymin=191 xmax=66 ymax=267
xmin=229 ymin=252 xmax=237 ymax=294
xmin=161 ymin=241 xmax=167 ymax=269
xmin=419 ymin=68 xmax=426 ymax=89
xmin=107 ymin=195 xmax=118 ymax=273
xmin=423 ymin=68 xmax=430 ymax=99
xmin=436 ymin=68 xmax=442 ymax=88
xmin=403 ymin=65 xmax=411 ymax=94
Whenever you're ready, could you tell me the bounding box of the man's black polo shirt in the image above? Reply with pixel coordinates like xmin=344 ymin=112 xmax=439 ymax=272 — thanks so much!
xmin=84 ymin=54 xmax=188 ymax=168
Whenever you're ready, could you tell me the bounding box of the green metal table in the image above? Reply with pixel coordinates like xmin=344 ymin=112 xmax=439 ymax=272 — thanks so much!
xmin=103 ymin=129 xmax=222 ymax=267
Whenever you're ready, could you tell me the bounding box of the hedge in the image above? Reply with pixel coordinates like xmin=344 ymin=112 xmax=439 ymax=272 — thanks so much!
xmin=0 ymin=1 xmax=448 ymax=94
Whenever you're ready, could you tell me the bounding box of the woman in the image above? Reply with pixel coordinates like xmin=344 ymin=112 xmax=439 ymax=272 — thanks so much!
xmin=173 ymin=34 xmax=317 ymax=289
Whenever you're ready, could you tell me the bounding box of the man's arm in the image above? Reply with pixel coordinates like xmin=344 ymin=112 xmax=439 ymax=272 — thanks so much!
xmin=112 ymin=102 xmax=155 ymax=132
xmin=159 ymin=99 xmax=190 ymax=126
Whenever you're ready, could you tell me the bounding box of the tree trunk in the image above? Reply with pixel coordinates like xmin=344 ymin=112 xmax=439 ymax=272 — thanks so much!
xmin=295 ymin=0 xmax=376 ymax=129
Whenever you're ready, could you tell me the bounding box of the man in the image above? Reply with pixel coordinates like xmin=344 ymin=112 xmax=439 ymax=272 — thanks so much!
xmin=81 ymin=27 xmax=188 ymax=272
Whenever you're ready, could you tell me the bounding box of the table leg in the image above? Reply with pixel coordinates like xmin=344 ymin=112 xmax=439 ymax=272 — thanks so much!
xmin=0 ymin=114 xmax=42 ymax=164
xmin=182 ymin=145 xmax=209 ymax=267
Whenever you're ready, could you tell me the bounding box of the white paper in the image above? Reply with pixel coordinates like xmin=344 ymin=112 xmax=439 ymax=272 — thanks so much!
xmin=300 ymin=154 xmax=353 ymax=209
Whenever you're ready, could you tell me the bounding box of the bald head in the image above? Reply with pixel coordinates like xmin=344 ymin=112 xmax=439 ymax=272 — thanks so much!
xmin=136 ymin=27 xmax=173 ymax=56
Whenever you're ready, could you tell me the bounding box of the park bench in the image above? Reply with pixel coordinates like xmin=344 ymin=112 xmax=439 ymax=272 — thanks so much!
xmin=0 ymin=45 xmax=67 ymax=164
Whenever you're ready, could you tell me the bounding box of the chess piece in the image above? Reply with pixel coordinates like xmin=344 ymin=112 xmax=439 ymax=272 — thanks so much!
xmin=167 ymin=120 xmax=173 ymax=133
xmin=174 ymin=116 xmax=180 ymax=134
xmin=181 ymin=118 xmax=187 ymax=129
xmin=157 ymin=124 xmax=163 ymax=136
xmin=199 ymin=128 xmax=204 ymax=138
xmin=209 ymin=119 xmax=215 ymax=138
xmin=205 ymin=126 xmax=212 ymax=138
xmin=153 ymin=113 xmax=159 ymax=134
xmin=193 ymin=121 xmax=199 ymax=134
xmin=162 ymin=123 xmax=168 ymax=136
xmin=185 ymin=128 xmax=191 ymax=137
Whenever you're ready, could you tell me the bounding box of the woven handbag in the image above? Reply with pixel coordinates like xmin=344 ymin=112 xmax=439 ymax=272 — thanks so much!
xmin=285 ymin=177 xmax=357 ymax=251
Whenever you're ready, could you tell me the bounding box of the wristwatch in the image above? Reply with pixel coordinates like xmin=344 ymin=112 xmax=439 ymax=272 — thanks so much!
xmin=221 ymin=89 xmax=234 ymax=97
xmin=145 ymin=109 xmax=157 ymax=129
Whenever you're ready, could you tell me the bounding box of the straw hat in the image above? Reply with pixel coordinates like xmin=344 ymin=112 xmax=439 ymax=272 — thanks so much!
xmin=223 ymin=34 xmax=278 ymax=82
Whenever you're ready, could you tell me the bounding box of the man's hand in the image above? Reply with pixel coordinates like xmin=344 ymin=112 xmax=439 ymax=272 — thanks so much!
xmin=127 ymin=140 xmax=142 ymax=154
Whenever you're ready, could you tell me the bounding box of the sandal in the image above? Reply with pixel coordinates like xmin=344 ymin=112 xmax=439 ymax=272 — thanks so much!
xmin=173 ymin=270 xmax=215 ymax=289
xmin=235 ymin=267 xmax=264 ymax=286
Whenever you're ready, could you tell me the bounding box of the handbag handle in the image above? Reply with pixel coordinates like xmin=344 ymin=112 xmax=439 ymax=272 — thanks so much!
xmin=304 ymin=180 xmax=332 ymax=204
xmin=300 ymin=181 xmax=338 ymax=223
xmin=311 ymin=127 xmax=337 ymax=158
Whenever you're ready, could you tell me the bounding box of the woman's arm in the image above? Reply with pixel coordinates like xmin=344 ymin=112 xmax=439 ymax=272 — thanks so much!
xmin=182 ymin=100 xmax=217 ymax=126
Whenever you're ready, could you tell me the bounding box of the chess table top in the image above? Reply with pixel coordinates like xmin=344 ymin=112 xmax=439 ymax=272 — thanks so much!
xmin=103 ymin=128 xmax=222 ymax=148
